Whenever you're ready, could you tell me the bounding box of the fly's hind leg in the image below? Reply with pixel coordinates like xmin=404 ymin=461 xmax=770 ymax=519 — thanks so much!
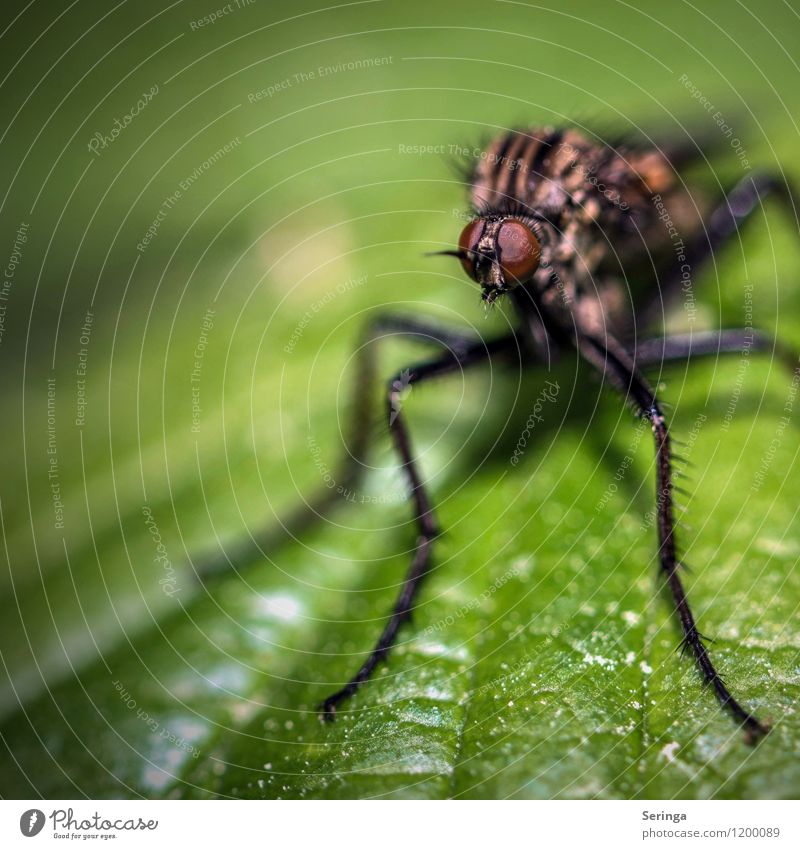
xmin=320 ymin=333 xmax=517 ymax=720
xmin=640 ymin=172 xmax=800 ymax=329
xmin=636 ymin=328 xmax=800 ymax=376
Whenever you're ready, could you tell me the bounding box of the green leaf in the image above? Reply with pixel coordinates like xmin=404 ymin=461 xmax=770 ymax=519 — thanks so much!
xmin=2 ymin=0 xmax=800 ymax=801
xmin=3 ymin=344 xmax=800 ymax=798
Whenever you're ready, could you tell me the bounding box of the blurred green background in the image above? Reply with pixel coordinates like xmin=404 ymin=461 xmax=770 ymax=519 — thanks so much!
xmin=0 ymin=0 xmax=799 ymax=798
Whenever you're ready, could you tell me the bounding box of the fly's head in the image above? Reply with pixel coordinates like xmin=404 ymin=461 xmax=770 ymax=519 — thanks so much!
xmin=455 ymin=215 xmax=542 ymax=304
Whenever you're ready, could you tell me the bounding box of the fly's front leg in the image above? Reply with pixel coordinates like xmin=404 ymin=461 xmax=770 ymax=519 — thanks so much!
xmin=581 ymin=332 xmax=769 ymax=743
xmin=320 ymin=333 xmax=517 ymax=720
xmin=195 ymin=316 xmax=484 ymax=580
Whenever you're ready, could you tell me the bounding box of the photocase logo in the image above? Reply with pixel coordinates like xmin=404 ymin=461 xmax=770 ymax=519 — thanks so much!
xmin=19 ymin=809 xmax=45 ymax=837
xmin=15 ymin=807 xmax=159 ymax=838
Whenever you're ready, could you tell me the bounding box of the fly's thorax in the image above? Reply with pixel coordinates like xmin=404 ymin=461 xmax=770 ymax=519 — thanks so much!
xmin=523 ymin=214 xmax=600 ymax=297
xmin=519 ymin=260 xmax=630 ymax=342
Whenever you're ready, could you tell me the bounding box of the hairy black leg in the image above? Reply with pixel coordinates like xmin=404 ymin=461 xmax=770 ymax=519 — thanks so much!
xmin=581 ymin=332 xmax=769 ymax=743
xmin=635 ymin=328 xmax=799 ymax=375
xmin=195 ymin=316 xmax=483 ymax=580
xmin=640 ymin=172 xmax=800 ymax=329
xmin=320 ymin=333 xmax=517 ymax=719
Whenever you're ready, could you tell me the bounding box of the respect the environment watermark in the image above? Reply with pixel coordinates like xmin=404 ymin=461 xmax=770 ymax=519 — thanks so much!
xmin=247 ymin=56 xmax=393 ymax=102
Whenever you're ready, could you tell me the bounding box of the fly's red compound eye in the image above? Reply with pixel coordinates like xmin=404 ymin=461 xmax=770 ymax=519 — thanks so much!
xmin=457 ymin=219 xmax=484 ymax=280
xmin=497 ymin=219 xmax=541 ymax=284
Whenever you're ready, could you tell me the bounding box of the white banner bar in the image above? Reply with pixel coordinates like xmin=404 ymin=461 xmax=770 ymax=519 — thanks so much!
xmin=1 ymin=799 xmax=797 ymax=848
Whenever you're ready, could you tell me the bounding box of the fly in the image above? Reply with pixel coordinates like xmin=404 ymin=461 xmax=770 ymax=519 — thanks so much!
xmin=213 ymin=126 xmax=800 ymax=743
